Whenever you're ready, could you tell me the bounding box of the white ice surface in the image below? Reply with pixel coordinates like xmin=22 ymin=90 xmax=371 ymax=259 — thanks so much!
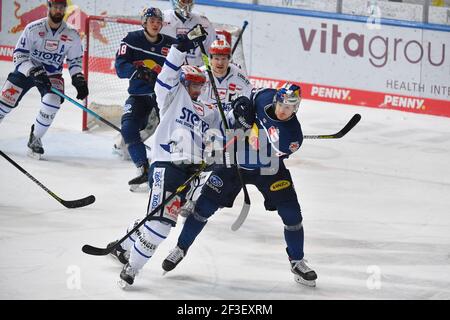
xmin=0 ymin=61 xmax=449 ymax=300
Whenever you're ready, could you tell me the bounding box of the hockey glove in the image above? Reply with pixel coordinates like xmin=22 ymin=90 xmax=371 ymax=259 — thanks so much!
xmin=134 ymin=65 xmax=158 ymax=86
xmin=232 ymin=96 xmax=255 ymax=130
xmin=29 ymin=66 xmax=52 ymax=96
xmin=177 ymin=24 xmax=208 ymax=52
xmin=71 ymin=73 xmax=89 ymax=100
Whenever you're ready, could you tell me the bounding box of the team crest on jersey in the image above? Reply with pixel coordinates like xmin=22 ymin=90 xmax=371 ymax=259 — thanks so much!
xmin=60 ymin=35 xmax=72 ymax=42
xmin=228 ymin=83 xmax=236 ymax=91
xmin=45 ymin=40 xmax=59 ymax=52
xmin=289 ymin=141 xmax=300 ymax=153
xmin=268 ymin=126 xmax=280 ymax=143
xmin=211 ymin=88 xmax=227 ymax=101
xmin=161 ymin=47 xmax=170 ymax=56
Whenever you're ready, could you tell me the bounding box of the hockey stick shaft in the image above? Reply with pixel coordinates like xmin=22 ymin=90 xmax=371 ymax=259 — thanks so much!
xmin=303 ymin=114 xmax=361 ymax=139
xmin=231 ymin=21 xmax=248 ymax=55
xmin=82 ymin=162 xmax=209 ymax=256
xmin=0 ymin=150 xmax=95 ymax=209
xmin=198 ymin=42 xmax=251 ymax=218
xmin=50 ymin=88 xmax=152 ymax=151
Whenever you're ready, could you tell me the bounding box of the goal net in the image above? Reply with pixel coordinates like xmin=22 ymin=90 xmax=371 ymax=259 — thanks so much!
xmin=82 ymin=15 xmax=248 ymax=131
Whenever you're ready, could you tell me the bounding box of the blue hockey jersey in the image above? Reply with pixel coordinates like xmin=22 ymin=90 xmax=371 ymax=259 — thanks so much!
xmin=115 ymin=30 xmax=176 ymax=95
xmin=236 ymin=88 xmax=303 ymax=170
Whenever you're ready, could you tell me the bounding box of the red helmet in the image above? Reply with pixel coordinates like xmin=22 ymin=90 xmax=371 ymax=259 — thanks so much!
xmin=47 ymin=0 xmax=67 ymax=6
xmin=180 ymin=65 xmax=206 ymax=87
xmin=209 ymin=39 xmax=231 ymax=56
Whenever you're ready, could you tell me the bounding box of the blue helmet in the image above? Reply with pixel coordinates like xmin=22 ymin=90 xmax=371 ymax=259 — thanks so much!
xmin=171 ymin=0 xmax=194 ymax=18
xmin=141 ymin=7 xmax=163 ymax=27
xmin=273 ymin=82 xmax=302 ymax=113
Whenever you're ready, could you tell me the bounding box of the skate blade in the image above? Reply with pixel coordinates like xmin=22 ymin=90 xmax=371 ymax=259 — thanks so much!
xmin=294 ymin=275 xmax=316 ymax=287
xmin=118 ymin=279 xmax=132 ymax=290
xmin=129 ymin=184 xmax=150 ymax=193
xmin=27 ymin=149 xmax=42 ymax=160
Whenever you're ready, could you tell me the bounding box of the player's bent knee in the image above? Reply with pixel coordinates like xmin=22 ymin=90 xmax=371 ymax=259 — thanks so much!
xmin=121 ymin=120 xmax=141 ymax=145
xmin=143 ymin=220 xmax=171 ymax=246
xmin=277 ymin=200 xmax=303 ymax=226
xmin=194 ymin=196 xmax=220 ymax=221
xmin=284 ymin=221 xmax=303 ymax=231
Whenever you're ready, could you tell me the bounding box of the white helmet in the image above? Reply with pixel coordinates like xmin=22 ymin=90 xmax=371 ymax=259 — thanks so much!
xmin=171 ymin=0 xmax=194 ymax=19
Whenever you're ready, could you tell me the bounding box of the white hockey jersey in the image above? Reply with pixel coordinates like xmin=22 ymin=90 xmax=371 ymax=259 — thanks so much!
xmin=152 ymin=45 xmax=223 ymax=164
xmin=13 ymin=18 xmax=83 ymax=77
xmin=161 ymin=10 xmax=216 ymax=67
xmin=200 ymin=63 xmax=253 ymax=113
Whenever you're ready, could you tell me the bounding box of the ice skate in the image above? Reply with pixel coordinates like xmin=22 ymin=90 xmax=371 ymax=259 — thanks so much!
xmin=27 ymin=124 xmax=44 ymax=159
xmin=107 ymin=240 xmax=129 ymax=265
xmin=162 ymin=245 xmax=186 ymax=275
xmin=118 ymin=263 xmax=138 ymax=288
xmin=128 ymin=163 xmax=149 ymax=192
xmin=290 ymin=259 xmax=317 ymax=287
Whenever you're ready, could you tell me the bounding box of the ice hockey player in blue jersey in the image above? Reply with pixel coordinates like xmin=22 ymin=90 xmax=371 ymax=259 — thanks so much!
xmin=162 ymin=83 xmax=318 ymax=287
xmin=0 ymin=0 xmax=88 ymax=159
xmin=114 ymin=7 xmax=176 ymax=190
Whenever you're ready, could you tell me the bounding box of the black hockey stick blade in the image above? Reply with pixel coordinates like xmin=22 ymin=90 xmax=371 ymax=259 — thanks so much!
xmin=231 ymin=202 xmax=251 ymax=231
xmin=61 ymin=195 xmax=96 ymax=209
xmin=82 ymin=244 xmax=111 ymax=256
xmin=304 ymin=114 xmax=361 ymax=139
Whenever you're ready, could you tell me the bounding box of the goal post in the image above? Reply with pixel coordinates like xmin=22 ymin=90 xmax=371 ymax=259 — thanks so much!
xmin=82 ymin=15 xmax=248 ymax=131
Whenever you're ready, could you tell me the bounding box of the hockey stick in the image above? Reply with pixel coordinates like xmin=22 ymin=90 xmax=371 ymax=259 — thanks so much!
xmin=82 ymin=162 xmax=208 ymax=256
xmin=197 ymin=39 xmax=251 ymax=231
xmin=0 ymin=150 xmax=95 ymax=209
xmin=50 ymin=88 xmax=152 ymax=151
xmin=303 ymin=114 xmax=361 ymax=139
xmin=231 ymin=21 xmax=248 ymax=55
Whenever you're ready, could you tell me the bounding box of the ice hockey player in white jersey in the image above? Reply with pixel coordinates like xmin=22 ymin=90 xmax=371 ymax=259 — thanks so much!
xmin=161 ymin=0 xmax=216 ymax=67
xmin=105 ymin=25 xmax=224 ymax=287
xmin=0 ymin=0 xmax=88 ymax=159
xmin=200 ymin=38 xmax=253 ymax=113
xmin=180 ymin=38 xmax=253 ymax=218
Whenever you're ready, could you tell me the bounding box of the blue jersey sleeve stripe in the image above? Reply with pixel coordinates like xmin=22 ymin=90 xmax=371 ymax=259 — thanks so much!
xmin=68 ymin=64 xmax=82 ymax=71
xmin=156 ymin=78 xmax=174 ymax=90
xmin=66 ymin=56 xmax=82 ymax=62
xmin=13 ymin=48 xmax=29 ymax=54
xmin=164 ymin=59 xmax=180 ymax=71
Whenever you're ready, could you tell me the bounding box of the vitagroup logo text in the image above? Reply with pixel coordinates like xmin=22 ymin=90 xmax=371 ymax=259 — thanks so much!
xmin=299 ymin=23 xmax=445 ymax=68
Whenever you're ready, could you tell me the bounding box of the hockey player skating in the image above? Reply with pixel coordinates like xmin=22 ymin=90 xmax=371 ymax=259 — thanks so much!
xmin=161 ymin=0 xmax=216 ymax=67
xmin=112 ymin=0 xmax=215 ymax=164
xmin=107 ymin=25 xmax=225 ymax=287
xmin=162 ymin=83 xmax=319 ymax=287
xmin=180 ymin=38 xmax=253 ymax=217
xmin=114 ymin=7 xmax=176 ymax=191
xmin=0 ymin=0 xmax=88 ymax=159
